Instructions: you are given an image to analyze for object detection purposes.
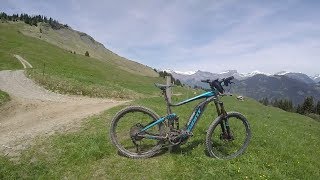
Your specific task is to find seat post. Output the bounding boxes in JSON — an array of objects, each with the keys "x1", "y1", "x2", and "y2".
[{"x1": 162, "y1": 90, "x2": 172, "y2": 114}]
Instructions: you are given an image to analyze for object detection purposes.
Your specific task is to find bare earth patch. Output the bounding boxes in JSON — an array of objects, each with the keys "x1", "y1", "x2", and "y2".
[{"x1": 0, "y1": 69, "x2": 126, "y2": 157}]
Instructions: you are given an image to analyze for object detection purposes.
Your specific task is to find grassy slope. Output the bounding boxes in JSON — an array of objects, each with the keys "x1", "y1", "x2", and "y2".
[
  {"x1": 0, "y1": 22, "x2": 164, "y2": 99},
  {"x1": 21, "y1": 22, "x2": 158, "y2": 77},
  {"x1": 1, "y1": 95, "x2": 319, "y2": 179},
  {"x1": 0, "y1": 90, "x2": 10, "y2": 106}
]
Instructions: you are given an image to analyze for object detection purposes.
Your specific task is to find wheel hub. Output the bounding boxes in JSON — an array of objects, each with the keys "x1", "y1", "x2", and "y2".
[
  {"x1": 220, "y1": 132, "x2": 234, "y2": 141},
  {"x1": 130, "y1": 123, "x2": 144, "y2": 141}
]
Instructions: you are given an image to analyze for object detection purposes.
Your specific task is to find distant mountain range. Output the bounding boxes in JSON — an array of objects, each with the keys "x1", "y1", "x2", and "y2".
[
  {"x1": 166, "y1": 69, "x2": 320, "y2": 105},
  {"x1": 167, "y1": 69, "x2": 320, "y2": 84}
]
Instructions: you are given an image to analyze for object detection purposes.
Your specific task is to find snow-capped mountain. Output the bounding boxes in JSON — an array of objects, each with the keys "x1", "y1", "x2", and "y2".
[
  {"x1": 164, "y1": 69, "x2": 319, "y2": 84},
  {"x1": 169, "y1": 70, "x2": 240, "y2": 81},
  {"x1": 232, "y1": 74, "x2": 320, "y2": 105},
  {"x1": 161, "y1": 69, "x2": 320, "y2": 105},
  {"x1": 274, "y1": 71, "x2": 315, "y2": 84},
  {"x1": 169, "y1": 69, "x2": 271, "y2": 81},
  {"x1": 239, "y1": 70, "x2": 271, "y2": 79},
  {"x1": 313, "y1": 74, "x2": 320, "y2": 83}
]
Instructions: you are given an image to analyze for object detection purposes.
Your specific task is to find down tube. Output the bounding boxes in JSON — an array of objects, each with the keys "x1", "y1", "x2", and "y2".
[{"x1": 186, "y1": 100, "x2": 209, "y2": 132}]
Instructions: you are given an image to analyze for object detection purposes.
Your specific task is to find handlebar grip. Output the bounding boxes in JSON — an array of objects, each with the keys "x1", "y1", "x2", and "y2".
[{"x1": 222, "y1": 76, "x2": 234, "y2": 87}]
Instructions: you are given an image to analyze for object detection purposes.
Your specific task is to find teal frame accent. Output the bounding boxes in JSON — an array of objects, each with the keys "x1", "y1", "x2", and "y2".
[
  {"x1": 140, "y1": 91, "x2": 215, "y2": 133},
  {"x1": 170, "y1": 91, "x2": 215, "y2": 106}
]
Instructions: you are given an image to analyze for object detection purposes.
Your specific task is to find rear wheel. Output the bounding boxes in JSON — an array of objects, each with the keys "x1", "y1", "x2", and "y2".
[
  {"x1": 206, "y1": 112, "x2": 251, "y2": 159},
  {"x1": 110, "y1": 106, "x2": 164, "y2": 158}
]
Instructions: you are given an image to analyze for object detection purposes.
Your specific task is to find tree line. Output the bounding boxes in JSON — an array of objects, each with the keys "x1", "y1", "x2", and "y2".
[
  {"x1": 0, "y1": 12, "x2": 67, "y2": 29},
  {"x1": 157, "y1": 71, "x2": 182, "y2": 86},
  {"x1": 260, "y1": 96, "x2": 320, "y2": 116}
]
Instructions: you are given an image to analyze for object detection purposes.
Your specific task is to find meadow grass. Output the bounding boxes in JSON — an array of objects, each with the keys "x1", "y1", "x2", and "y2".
[
  {"x1": 1, "y1": 94, "x2": 319, "y2": 179},
  {"x1": 0, "y1": 22, "x2": 164, "y2": 99},
  {"x1": 0, "y1": 90, "x2": 10, "y2": 106}
]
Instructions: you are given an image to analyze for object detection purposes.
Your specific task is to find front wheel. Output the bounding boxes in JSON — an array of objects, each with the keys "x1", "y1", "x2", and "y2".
[
  {"x1": 110, "y1": 106, "x2": 164, "y2": 158},
  {"x1": 206, "y1": 112, "x2": 251, "y2": 159}
]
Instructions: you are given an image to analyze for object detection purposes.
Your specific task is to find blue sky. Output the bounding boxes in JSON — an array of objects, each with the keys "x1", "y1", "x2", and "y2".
[{"x1": 1, "y1": 0, "x2": 320, "y2": 75}]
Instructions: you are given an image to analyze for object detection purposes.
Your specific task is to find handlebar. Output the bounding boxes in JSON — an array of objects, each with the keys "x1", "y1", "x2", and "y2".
[
  {"x1": 201, "y1": 76, "x2": 234, "y2": 94},
  {"x1": 223, "y1": 76, "x2": 234, "y2": 86}
]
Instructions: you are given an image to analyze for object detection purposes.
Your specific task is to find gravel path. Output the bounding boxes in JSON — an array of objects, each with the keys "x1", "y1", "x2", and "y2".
[{"x1": 0, "y1": 56, "x2": 127, "y2": 157}]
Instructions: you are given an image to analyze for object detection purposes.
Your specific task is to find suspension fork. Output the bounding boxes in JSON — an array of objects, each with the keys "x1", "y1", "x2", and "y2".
[
  {"x1": 214, "y1": 100, "x2": 225, "y2": 133},
  {"x1": 215, "y1": 100, "x2": 232, "y2": 138}
]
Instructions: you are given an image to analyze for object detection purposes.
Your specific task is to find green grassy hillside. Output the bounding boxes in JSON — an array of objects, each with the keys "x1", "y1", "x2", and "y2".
[
  {"x1": 0, "y1": 22, "x2": 164, "y2": 99},
  {"x1": 21, "y1": 22, "x2": 158, "y2": 77},
  {"x1": 1, "y1": 95, "x2": 319, "y2": 179}
]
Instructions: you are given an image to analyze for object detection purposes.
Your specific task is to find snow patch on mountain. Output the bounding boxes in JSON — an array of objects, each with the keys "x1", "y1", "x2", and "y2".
[
  {"x1": 174, "y1": 70, "x2": 196, "y2": 75},
  {"x1": 240, "y1": 70, "x2": 271, "y2": 77},
  {"x1": 313, "y1": 74, "x2": 320, "y2": 79},
  {"x1": 162, "y1": 69, "x2": 196, "y2": 75},
  {"x1": 275, "y1": 71, "x2": 291, "y2": 75}
]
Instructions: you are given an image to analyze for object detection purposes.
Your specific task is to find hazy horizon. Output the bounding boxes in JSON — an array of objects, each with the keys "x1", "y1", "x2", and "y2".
[{"x1": 1, "y1": 0, "x2": 320, "y2": 76}]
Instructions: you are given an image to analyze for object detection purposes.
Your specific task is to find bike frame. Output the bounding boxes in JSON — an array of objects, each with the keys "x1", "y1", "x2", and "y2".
[{"x1": 140, "y1": 89, "x2": 228, "y2": 139}]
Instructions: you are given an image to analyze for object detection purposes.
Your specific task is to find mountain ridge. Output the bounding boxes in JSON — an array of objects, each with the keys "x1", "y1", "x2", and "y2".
[
  {"x1": 168, "y1": 69, "x2": 319, "y2": 83},
  {"x1": 20, "y1": 21, "x2": 158, "y2": 77},
  {"x1": 167, "y1": 69, "x2": 320, "y2": 105}
]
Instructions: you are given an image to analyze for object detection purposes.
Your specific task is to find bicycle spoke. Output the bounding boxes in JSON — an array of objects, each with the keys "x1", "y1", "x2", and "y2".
[
  {"x1": 110, "y1": 107, "x2": 164, "y2": 158},
  {"x1": 206, "y1": 112, "x2": 251, "y2": 159}
]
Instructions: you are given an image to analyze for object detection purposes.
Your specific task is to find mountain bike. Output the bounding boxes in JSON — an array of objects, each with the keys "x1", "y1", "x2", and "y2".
[{"x1": 110, "y1": 76, "x2": 251, "y2": 159}]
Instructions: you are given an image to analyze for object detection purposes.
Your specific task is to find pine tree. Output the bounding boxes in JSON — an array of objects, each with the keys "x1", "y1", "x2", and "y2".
[
  {"x1": 49, "y1": 17, "x2": 53, "y2": 26},
  {"x1": 175, "y1": 79, "x2": 182, "y2": 86},
  {"x1": 259, "y1": 98, "x2": 269, "y2": 106},
  {"x1": 296, "y1": 104, "x2": 303, "y2": 114},
  {"x1": 301, "y1": 96, "x2": 314, "y2": 114},
  {"x1": 24, "y1": 17, "x2": 31, "y2": 25},
  {"x1": 315, "y1": 101, "x2": 320, "y2": 115},
  {"x1": 31, "y1": 18, "x2": 37, "y2": 26}
]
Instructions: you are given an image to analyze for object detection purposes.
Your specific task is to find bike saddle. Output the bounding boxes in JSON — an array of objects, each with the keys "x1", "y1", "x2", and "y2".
[{"x1": 154, "y1": 83, "x2": 174, "y2": 90}]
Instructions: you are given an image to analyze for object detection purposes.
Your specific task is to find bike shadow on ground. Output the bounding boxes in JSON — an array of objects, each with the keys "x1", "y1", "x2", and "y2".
[
  {"x1": 116, "y1": 139, "x2": 211, "y2": 158},
  {"x1": 169, "y1": 139, "x2": 208, "y2": 156}
]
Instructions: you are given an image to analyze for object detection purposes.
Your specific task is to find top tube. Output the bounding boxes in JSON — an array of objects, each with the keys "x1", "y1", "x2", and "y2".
[{"x1": 170, "y1": 91, "x2": 215, "y2": 107}]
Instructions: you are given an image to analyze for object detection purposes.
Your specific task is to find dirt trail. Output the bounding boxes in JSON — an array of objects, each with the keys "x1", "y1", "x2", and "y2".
[
  {"x1": 13, "y1": 55, "x2": 33, "y2": 68},
  {"x1": 0, "y1": 56, "x2": 127, "y2": 156}
]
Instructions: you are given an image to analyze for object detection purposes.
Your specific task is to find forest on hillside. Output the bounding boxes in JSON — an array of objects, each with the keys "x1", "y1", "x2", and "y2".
[{"x1": 0, "y1": 12, "x2": 67, "y2": 29}]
